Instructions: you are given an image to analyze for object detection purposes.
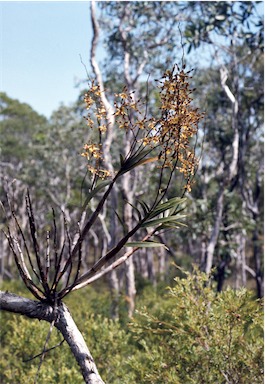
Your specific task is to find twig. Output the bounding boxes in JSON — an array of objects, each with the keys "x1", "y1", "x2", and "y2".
[
  {"x1": 26, "y1": 191, "x2": 50, "y2": 296},
  {"x1": 23, "y1": 338, "x2": 65, "y2": 363}
]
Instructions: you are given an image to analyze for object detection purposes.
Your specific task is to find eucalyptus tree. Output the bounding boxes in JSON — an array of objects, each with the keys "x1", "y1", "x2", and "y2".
[
  {"x1": 0, "y1": 95, "x2": 94, "y2": 281},
  {"x1": 33, "y1": 104, "x2": 89, "y2": 229},
  {"x1": 181, "y1": 1, "x2": 264, "y2": 293},
  {"x1": 89, "y1": 1, "x2": 264, "y2": 297},
  {"x1": 0, "y1": 93, "x2": 48, "y2": 280}
]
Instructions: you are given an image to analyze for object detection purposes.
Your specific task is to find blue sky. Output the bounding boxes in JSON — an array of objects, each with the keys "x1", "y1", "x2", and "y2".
[
  {"x1": 1, "y1": 1, "x2": 97, "y2": 118},
  {"x1": 1, "y1": 1, "x2": 263, "y2": 119}
]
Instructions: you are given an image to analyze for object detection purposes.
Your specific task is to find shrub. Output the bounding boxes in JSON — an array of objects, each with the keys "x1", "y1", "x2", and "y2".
[
  {"x1": 129, "y1": 268, "x2": 264, "y2": 384},
  {"x1": 1, "y1": 271, "x2": 263, "y2": 383}
]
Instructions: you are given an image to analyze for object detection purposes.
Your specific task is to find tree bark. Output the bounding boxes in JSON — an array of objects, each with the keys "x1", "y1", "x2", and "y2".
[
  {"x1": 205, "y1": 186, "x2": 224, "y2": 274},
  {"x1": 0, "y1": 291, "x2": 105, "y2": 384},
  {"x1": 204, "y1": 63, "x2": 240, "y2": 276},
  {"x1": 234, "y1": 230, "x2": 247, "y2": 289},
  {"x1": 252, "y1": 220, "x2": 263, "y2": 298}
]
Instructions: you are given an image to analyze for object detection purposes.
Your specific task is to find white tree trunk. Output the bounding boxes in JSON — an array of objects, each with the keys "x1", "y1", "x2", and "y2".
[{"x1": 205, "y1": 187, "x2": 224, "y2": 274}]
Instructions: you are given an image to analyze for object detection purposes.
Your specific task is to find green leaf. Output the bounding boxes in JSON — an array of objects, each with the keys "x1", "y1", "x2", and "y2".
[
  {"x1": 159, "y1": 222, "x2": 188, "y2": 230},
  {"x1": 119, "y1": 154, "x2": 125, "y2": 166},
  {"x1": 141, "y1": 214, "x2": 187, "y2": 228},
  {"x1": 119, "y1": 149, "x2": 152, "y2": 175},
  {"x1": 124, "y1": 199, "x2": 142, "y2": 221},
  {"x1": 137, "y1": 200, "x2": 150, "y2": 216},
  {"x1": 148, "y1": 197, "x2": 186, "y2": 219},
  {"x1": 126, "y1": 241, "x2": 168, "y2": 250},
  {"x1": 170, "y1": 206, "x2": 186, "y2": 217},
  {"x1": 82, "y1": 180, "x2": 112, "y2": 209},
  {"x1": 114, "y1": 210, "x2": 127, "y2": 233}
]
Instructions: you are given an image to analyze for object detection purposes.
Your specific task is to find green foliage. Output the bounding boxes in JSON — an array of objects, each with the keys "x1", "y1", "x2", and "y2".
[
  {"x1": 129, "y1": 268, "x2": 264, "y2": 383},
  {"x1": 1, "y1": 271, "x2": 263, "y2": 383},
  {"x1": 83, "y1": 315, "x2": 134, "y2": 383},
  {"x1": 99, "y1": 2, "x2": 182, "y2": 79},
  {"x1": 0, "y1": 281, "x2": 130, "y2": 384},
  {"x1": 0, "y1": 309, "x2": 135, "y2": 384},
  {"x1": 184, "y1": 2, "x2": 263, "y2": 52},
  {"x1": 0, "y1": 92, "x2": 47, "y2": 167},
  {"x1": 0, "y1": 312, "x2": 83, "y2": 383}
]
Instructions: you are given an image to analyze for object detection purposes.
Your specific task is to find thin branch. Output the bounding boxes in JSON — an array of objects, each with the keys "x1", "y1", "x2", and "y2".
[
  {"x1": 64, "y1": 224, "x2": 83, "y2": 297},
  {"x1": 26, "y1": 191, "x2": 49, "y2": 295},
  {"x1": 44, "y1": 230, "x2": 50, "y2": 284},
  {"x1": 23, "y1": 338, "x2": 65, "y2": 363},
  {"x1": 52, "y1": 208, "x2": 59, "y2": 272},
  {"x1": 4, "y1": 229, "x2": 45, "y2": 301},
  {"x1": 11, "y1": 208, "x2": 41, "y2": 283},
  {"x1": 72, "y1": 228, "x2": 158, "y2": 290},
  {"x1": 51, "y1": 239, "x2": 66, "y2": 292},
  {"x1": 219, "y1": 65, "x2": 239, "y2": 181},
  {"x1": 64, "y1": 215, "x2": 74, "y2": 289}
]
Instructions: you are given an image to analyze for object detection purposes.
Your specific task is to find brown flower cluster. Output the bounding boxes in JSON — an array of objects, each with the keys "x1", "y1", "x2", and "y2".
[
  {"x1": 82, "y1": 65, "x2": 204, "y2": 190},
  {"x1": 155, "y1": 65, "x2": 204, "y2": 191},
  {"x1": 84, "y1": 82, "x2": 108, "y2": 133},
  {"x1": 114, "y1": 87, "x2": 143, "y2": 130},
  {"x1": 81, "y1": 81, "x2": 110, "y2": 179}
]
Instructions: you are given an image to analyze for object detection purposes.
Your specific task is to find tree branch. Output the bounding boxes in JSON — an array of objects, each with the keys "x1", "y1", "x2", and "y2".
[
  {"x1": 72, "y1": 228, "x2": 157, "y2": 290},
  {"x1": 220, "y1": 65, "x2": 239, "y2": 181},
  {"x1": 0, "y1": 291, "x2": 105, "y2": 384}
]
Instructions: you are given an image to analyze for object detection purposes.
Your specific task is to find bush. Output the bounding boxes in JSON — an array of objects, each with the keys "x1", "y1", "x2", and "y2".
[
  {"x1": 0, "y1": 311, "x2": 83, "y2": 383},
  {"x1": 0, "y1": 270, "x2": 263, "y2": 383},
  {"x1": 0, "y1": 281, "x2": 132, "y2": 383},
  {"x1": 129, "y1": 268, "x2": 264, "y2": 384}
]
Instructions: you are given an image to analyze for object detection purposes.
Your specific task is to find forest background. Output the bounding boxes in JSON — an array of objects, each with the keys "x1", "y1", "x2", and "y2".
[{"x1": 0, "y1": 1, "x2": 264, "y2": 383}]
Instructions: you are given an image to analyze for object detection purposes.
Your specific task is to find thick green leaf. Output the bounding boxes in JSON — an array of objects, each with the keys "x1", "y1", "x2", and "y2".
[
  {"x1": 148, "y1": 197, "x2": 186, "y2": 219},
  {"x1": 137, "y1": 199, "x2": 150, "y2": 216},
  {"x1": 119, "y1": 149, "x2": 153, "y2": 175},
  {"x1": 169, "y1": 206, "x2": 186, "y2": 217},
  {"x1": 141, "y1": 214, "x2": 187, "y2": 228},
  {"x1": 159, "y1": 222, "x2": 188, "y2": 230},
  {"x1": 126, "y1": 241, "x2": 168, "y2": 249}
]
